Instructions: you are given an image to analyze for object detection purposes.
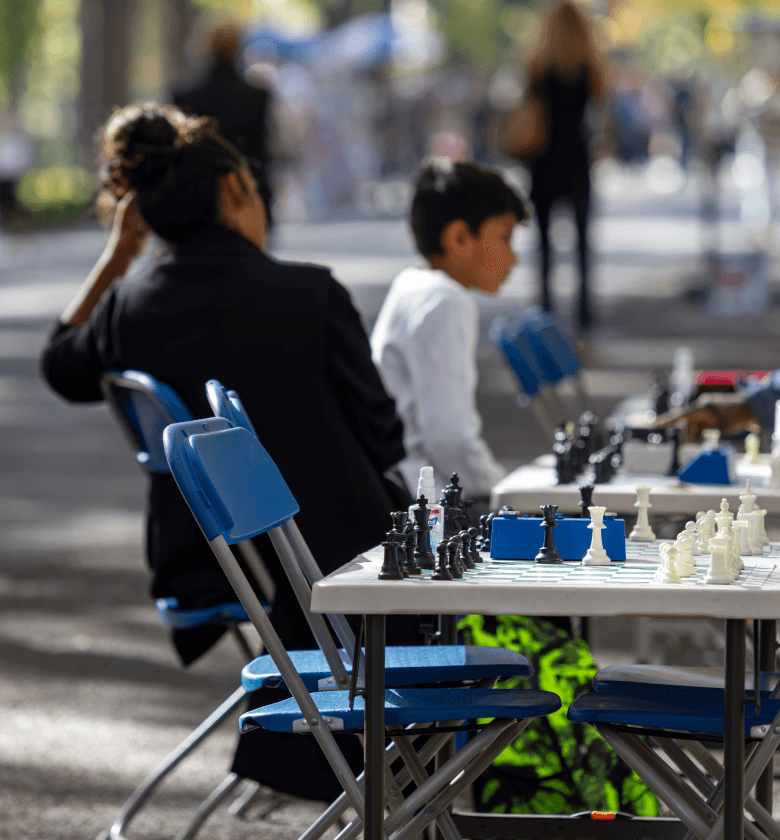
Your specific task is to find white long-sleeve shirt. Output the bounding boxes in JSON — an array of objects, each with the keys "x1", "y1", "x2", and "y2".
[{"x1": 370, "y1": 266, "x2": 507, "y2": 497}]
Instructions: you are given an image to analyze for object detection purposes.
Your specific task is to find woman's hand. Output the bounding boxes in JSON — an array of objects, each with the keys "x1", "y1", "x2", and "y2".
[{"x1": 106, "y1": 192, "x2": 148, "y2": 263}]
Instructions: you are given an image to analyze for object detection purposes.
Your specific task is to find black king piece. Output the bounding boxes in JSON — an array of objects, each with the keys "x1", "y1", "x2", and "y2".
[{"x1": 535, "y1": 504, "x2": 563, "y2": 564}]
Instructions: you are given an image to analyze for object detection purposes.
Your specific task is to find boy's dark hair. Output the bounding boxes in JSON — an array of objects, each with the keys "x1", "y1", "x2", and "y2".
[{"x1": 410, "y1": 159, "x2": 529, "y2": 258}]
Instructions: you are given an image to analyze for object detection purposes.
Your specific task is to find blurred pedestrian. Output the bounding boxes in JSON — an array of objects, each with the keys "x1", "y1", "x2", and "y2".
[
  {"x1": 512, "y1": 1, "x2": 608, "y2": 332},
  {"x1": 172, "y1": 17, "x2": 276, "y2": 227}
]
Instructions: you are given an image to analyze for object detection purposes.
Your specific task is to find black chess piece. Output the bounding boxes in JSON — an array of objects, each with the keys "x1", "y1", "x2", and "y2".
[
  {"x1": 446, "y1": 538, "x2": 464, "y2": 579},
  {"x1": 535, "y1": 504, "x2": 563, "y2": 564},
  {"x1": 458, "y1": 530, "x2": 476, "y2": 570},
  {"x1": 578, "y1": 485, "x2": 594, "y2": 518},
  {"x1": 467, "y1": 526, "x2": 483, "y2": 563},
  {"x1": 403, "y1": 524, "x2": 421, "y2": 575},
  {"x1": 432, "y1": 541, "x2": 453, "y2": 580},
  {"x1": 667, "y1": 426, "x2": 681, "y2": 476},
  {"x1": 412, "y1": 495, "x2": 436, "y2": 570},
  {"x1": 378, "y1": 533, "x2": 405, "y2": 579},
  {"x1": 483, "y1": 512, "x2": 496, "y2": 552}
]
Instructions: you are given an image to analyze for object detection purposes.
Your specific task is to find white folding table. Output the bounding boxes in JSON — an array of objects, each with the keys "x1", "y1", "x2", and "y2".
[
  {"x1": 311, "y1": 543, "x2": 780, "y2": 840},
  {"x1": 490, "y1": 454, "x2": 780, "y2": 517}
]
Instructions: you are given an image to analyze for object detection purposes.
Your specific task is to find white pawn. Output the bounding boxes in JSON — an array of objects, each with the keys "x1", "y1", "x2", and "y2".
[
  {"x1": 704, "y1": 537, "x2": 733, "y2": 585},
  {"x1": 729, "y1": 521, "x2": 746, "y2": 574},
  {"x1": 658, "y1": 545, "x2": 682, "y2": 584},
  {"x1": 629, "y1": 486, "x2": 656, "y2": 541},
  {"x1": 582, "y1": 506, "x2": 611, "y2": 566},
  {"x1": 703, "y1": 428, "x2": 721, "y2": 449},
  {"x1": 674, "y1": 535, "x2": 695, "y2": 576},
  {"x1": 685, "y1": 521, "x2": 701, "y2": 556},
  {"x1": 733, "y1": 518, "x2": 750, "y2": 557}
]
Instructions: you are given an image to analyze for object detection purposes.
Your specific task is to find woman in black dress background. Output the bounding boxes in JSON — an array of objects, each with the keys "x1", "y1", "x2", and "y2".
[{"x1": 526, "y1": 1, "x2": 607, "y2": 333}]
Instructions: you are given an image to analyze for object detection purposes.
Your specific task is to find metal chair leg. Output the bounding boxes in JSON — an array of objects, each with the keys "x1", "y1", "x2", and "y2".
[
  {"x1": 98, "y1": 685, "x2": 246, "y2": 840},
  {"x1": 227, "y1": 780, "x2": 262, "y2": 817},
  {"x1": 172, "y1": 773, "x2": 245, "y2": 840}
]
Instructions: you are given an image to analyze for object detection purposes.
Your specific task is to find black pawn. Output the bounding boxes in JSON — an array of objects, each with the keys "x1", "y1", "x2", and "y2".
[
  {"x1": 667, "y1": 427, "x2": 681, "y2": 476},
  {"x1": 483, "y1": 512, "x2": 496, "y2": 552},
  {"x1": 403, "y1": 524, "x2": 421, "y2": 576},
  {"x1": 578, "y1": 485, "x2": 595, "y2": 518},
  {"x1": 412, "y1": 495, "x2": 436, "y2": 570},
  {"x1": 432, "y1": 541, "x2": 453, "y2": 580},
  {"x1": 378, "y1": 534, "x2": 405, "y2": 579},
  {"x1": 392, "y1": 529, "x2": 409, "y2": 578},
  {"x1": 535, "y1": 504, "x2": 563, "y2": 564},
  {"x1": 446, "y1": 538, "x2": 464, "y2": 579},
  {"x1": 458, "y1": 531, "x2": 476, "y2": 570},
  {"x1": 468, "y1": 526, "x2": 483, "y2": 563}
]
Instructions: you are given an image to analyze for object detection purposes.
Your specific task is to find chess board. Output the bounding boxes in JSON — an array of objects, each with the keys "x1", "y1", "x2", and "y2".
[{"x1": 312, "y1": 541, "x2": 780, "y2": 619}]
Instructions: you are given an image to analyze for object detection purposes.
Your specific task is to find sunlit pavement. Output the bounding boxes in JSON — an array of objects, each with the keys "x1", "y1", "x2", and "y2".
[{"x1": 2, "y1": 165, "x2": 780, "y2": 838}]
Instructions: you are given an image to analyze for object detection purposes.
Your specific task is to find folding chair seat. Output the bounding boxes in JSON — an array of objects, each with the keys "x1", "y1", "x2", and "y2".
[
  {"x1": 568, "y1": 682, "x2": 780, "y2": 840},
  {"x1": 96, "y1": 370, "x2": 268, "y2": 840},
  {"x1": 204, "y1": 378, "x2": 535, "y2": 694},
  {"x1": 163, "y1": 415, "x2": 562, "y2": 840},
  {"x1": 592, "y1": 664, "x2": 780, "y2": 698}
]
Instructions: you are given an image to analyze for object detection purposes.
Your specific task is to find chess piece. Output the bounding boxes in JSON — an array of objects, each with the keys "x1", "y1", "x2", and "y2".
[
  {"x1": 535, "y1": 504, "x2": 563, "y2": 564},
  {"x1": 482, "y1": 512, "x2": 496, "y2": 553},
  {"x1": 412, "y1": 495, "x2": 436, "y2": 570},
  {"x1": 730, "y1": 521, "x2": 747, "y2": 571},
  {"x1": 467, "y1": 526, "x2": 483, "y2": 563},
  {"x1": 657, "y1": 545, "x2": 682, "y2": 584},
  {"x1": 476, "y1": 514, "x2": 489, "y2": 550},
  {"x1": 703, "y1": 537, "x2": 732, "y2": 585},
  {"x1": 743, "y1": 433, "x2": 761, "y2": 464},
  {"x1": 746, "y1": 510, "x2": 762, "y2": 556},
  {"x1": 684, "y1": 521, "x2": 700, "y2": 556},
  {"x1": 446, "y1": 538, "x2": 464, "y2": 579},
  {"x1": 770, "y1": 452, "x2": 780, "y2": 489},
  {"x1": 629, "y1": 486, "x2": 656, "y2": 541},
  {"x1": 378, "y1": 534, "x2": 405, "y2": 580},
  {"x1": 403, "y1": 524, "x2": 421, "y2": 576},
  {"x1": 578, "y1": 485, "x2": 595, "y2": 518},
  {"x1": 458, "y1": 531, "x2": 476, "y2": 570},
  {"x1": 667, "y1": 426, "x2": 682, "y2": 476},
  {"x1": 697, "y1": 510, "x2": 716, "y2": 554},
  {"x1": 431, "y1": 540, "x2": 453, "y2": 580},
  {"x1": 759, "y1": 509, "x2": 770, "y2": 548},
  {"x1": 582, "y1": 506, "x2": 610, "y2": 565},
  {"x1": 673, "y1": 535, "x2": 695, "y2": 576}
]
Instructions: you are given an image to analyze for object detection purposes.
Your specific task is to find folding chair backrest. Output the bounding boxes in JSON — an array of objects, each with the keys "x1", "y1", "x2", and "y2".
[
  {"x1": 520, "y1": 306, "x2": 582, "y2": 384},
  {"x1": 101, "y1": 370, "x2": 193, "y2": 473},
  {"x1": 489, "y1": 315, "x2": 546, "y2": 399},
  {"x1": 163, "y1": 418, "x2": 299, "y2": 542},
  {"x1": 205, "y1": 379, "x2": 258, "y2": 436}
]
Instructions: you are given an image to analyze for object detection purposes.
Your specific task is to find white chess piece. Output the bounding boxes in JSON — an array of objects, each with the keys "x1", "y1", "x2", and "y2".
[
  {"x1": 759, "y1": 509, "x2": 770, "y2": 548},
  {"x1": 658, "y1": 545, "x2": 682, "y2": 584},
  {"x1": 737, "y1": 481, "x2": 760, "y2": 555},
  {"x1": 629, "y1": 486, "x2": 656, "y2": 541},
  {"x1": 769, "y1": 452, "x2": 780, "y2": 489},
  {"x1": 704, "y1": 537, "x2": 732, "y2": 585},
  {"x1": 582, "y1": 506, "x2": 611, "y2": 566},
  {"x1": 746, "y1": 509, "x2": 762, "y2": 556},
  {"x1": 729, "y1": 521, "x2": 746, "y2": 573},
  {"x1": 674, "y1": 534, "x2": 695, "y2": 576},
  {"x1": 742, "y1": 433, "x2": 761, "y2": 464},
  {"x1": 684, "y1": 521, "x2": 701, "y2": 556},
  {"x1": 697, "y1": 511, "x2": 716, "y2": 554},
  {"x1": 733, "y1": 518, "x2": 750, "y2": 557},
  {"x1": 702, "y1": 428, "x2": 721, "y2": 450}
]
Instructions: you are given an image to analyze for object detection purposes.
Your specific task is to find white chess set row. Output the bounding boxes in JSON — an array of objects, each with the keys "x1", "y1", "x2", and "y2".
[{"x1": 618, "y1": 480, "x2": 771, "y2": 585}]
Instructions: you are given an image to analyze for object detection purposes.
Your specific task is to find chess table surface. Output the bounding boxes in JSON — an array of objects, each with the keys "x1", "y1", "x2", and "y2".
[
  {"x1": 490, "y1": 453, "x2": 780, "y2": 517},
  {"x1": 311, "y1": 540, "x2": 780, "y2": 620}
]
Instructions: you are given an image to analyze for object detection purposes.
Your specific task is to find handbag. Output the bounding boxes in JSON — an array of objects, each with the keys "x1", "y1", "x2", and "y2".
[{"x1": 496, "y1": 93, "x2": 549, "y2": 162}]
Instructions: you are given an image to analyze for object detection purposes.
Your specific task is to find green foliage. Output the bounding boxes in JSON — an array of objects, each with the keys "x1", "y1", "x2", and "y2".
[
  {"x1": 0, "y1": 0, "x2": 40, "y2": 102},
  {"x1": 428, "y1": 0, "x2": 513, "y2": 72}
]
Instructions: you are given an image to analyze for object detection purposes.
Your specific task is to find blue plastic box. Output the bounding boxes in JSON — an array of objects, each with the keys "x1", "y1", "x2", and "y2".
[{"x1": 490, "y1": 511, "x2": 627, "y2": 562}]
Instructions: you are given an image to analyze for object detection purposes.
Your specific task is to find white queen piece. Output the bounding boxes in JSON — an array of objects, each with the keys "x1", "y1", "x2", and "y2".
[{"x1": 582, "y1": 506, "x2": 611, "y2": 566}]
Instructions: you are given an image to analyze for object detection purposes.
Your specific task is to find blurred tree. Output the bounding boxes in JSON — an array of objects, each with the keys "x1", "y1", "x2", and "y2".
[{"x1": 0, "y1": 0, "x2": 39, "y2": 107}]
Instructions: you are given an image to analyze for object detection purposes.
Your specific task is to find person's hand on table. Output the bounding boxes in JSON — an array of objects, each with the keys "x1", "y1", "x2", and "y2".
[{"x1": 654, "y1": 392, "x2": 760, "y2": 442}]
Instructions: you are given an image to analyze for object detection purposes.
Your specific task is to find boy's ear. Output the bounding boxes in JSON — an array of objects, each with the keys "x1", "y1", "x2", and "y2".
[
  {"x1": 440, "y1": 219, "x2": 474, "y2": 257},
  {"x1": 220, "y1": 170, "x2": 246, "y2": 212}
]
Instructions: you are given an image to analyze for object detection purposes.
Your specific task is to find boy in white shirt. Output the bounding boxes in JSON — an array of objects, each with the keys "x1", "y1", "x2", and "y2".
[{"x1": 371, "y1": 159, "x2": 529, "y2": 498}]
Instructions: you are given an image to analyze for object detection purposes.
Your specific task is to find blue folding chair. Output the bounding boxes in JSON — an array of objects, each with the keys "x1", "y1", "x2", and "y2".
[
  {"x1": 96, "y1": 370, "x2": 269, "y2": 840},
  {"x1": 568, "y1": 671, "x2": 780, "y2": 839},
  {"x1": 164, "y1": 415, "x2": 562, "y2": 840},
  {"x1": 205, "y1": 378, "x2": 534, "y2": 689},
  {"x1": 491, "y1": 307, "x2": 588, "y2": 444}
]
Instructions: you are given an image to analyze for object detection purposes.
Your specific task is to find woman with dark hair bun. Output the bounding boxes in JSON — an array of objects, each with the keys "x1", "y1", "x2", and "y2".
[{"x1": 40, "y1": 102, "x2": 409, "y2": 799}]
